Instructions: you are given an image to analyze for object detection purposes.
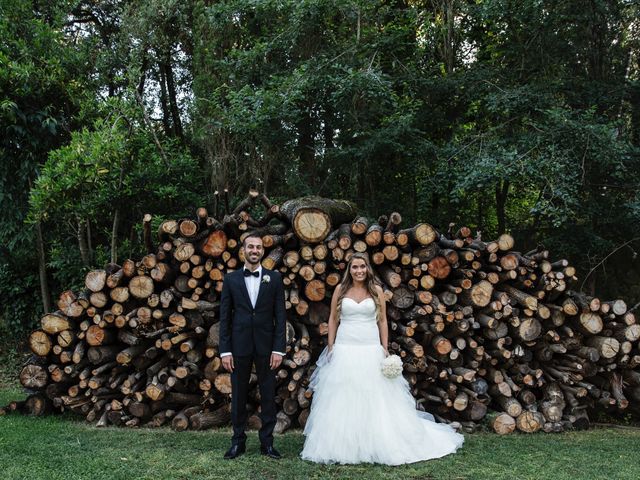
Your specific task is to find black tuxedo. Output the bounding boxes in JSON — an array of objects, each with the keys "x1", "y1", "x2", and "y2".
[{"x1": 219, "y1": 267, "x2": 286, "y2": 447}]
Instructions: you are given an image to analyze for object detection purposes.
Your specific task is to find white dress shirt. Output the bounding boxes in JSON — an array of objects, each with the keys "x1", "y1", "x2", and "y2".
[
  {"x1": 220, "y1": 264, "x2": 284, "y2": 358},
  {"x1": 244, "y1": 264, "x2": 262, "y2": 308}
]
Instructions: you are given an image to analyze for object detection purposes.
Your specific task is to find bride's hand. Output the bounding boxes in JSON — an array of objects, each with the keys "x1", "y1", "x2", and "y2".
[{"x1": 383, "y1": 347, "x2": 389, "y2": 357}]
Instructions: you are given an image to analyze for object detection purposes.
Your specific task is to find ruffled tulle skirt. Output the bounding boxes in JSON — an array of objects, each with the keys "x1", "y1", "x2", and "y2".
[{"x1": 300, "y1": 341, "x2": 464, "y2": 465}]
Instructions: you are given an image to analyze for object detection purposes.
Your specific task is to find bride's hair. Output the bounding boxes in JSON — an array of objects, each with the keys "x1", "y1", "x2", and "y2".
[{"x1": 336, "y1": 252, "x2": 380, "y2": 321}]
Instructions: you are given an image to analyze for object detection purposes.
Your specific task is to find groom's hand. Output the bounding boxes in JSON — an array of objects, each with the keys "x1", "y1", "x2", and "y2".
[
  {"x1": 270, "y1": 353, "x2": 283, "y2": 370},
  {"x1": 222, "y1": 355, "x2": 234, "y2": 373}
]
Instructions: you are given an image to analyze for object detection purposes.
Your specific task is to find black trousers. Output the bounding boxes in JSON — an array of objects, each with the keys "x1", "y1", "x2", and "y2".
[{"x1": 230, "y1": 354, "x2": 277, "y2": 447}]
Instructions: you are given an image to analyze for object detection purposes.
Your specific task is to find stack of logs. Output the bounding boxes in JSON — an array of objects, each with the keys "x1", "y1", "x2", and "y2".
[{"x1": 6, "y1": 191, "x2": 640, "y2": 435}]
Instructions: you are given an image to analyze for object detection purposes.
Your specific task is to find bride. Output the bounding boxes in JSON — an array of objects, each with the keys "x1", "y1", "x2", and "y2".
[{"x1": 301, "y1": 252, "x2": 464, "y2": 465}]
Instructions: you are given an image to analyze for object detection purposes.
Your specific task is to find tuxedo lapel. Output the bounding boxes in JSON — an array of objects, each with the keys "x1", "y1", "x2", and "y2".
[
  {"x1": 255, "y1": 268, "x2": 270, "y2": 307},
  {"x1": 237, "y1": 269, "x2": 252, "y2": 307}
]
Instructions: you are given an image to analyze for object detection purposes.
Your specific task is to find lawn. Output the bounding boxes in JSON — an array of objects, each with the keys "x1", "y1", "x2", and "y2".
[{"x1": 1, "y1": 387, "x2": 639, "y2": 480}]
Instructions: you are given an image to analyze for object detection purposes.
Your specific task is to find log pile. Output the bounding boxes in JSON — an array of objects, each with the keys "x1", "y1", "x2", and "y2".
[{"x1": 7, "y1": 190, "x2": 640, "y2": 434}]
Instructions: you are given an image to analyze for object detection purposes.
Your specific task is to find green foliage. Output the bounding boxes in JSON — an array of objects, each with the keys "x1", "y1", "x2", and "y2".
[
  {"x1": 0, "y1": 0, "x2": 87, "y2": 336},
  {"x1": 1, "y1": 0, "x2": 640, "y2": 337},
  {"x1": 192, "y1": 0, "x2": 432, "y2": 211},
  {"x1": 192, "y1": 0, "x2": 640, "y2": 290},
  {"x1": 46, "y1": 238, "x2": 90, "y2": 292},
  {"x1": 28, "y1": 100, "x2": 207, "y2": 253},
  {"x1": 0, "y1": 262, "x2": 41, "y2": 335},
  {"x1": 29, "y1": 120, "x2": 129, "y2": 223}
]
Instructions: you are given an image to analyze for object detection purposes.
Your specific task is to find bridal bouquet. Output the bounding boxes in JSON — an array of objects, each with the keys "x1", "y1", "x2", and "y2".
[{"x1": 381, "y1": 354, "x2": 403, "y2": 379}]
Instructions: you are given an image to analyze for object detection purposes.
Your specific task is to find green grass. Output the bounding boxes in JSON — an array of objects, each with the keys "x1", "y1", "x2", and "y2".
[{"x1": 1, "y1": 387, "x2": 640, "y2": 480}]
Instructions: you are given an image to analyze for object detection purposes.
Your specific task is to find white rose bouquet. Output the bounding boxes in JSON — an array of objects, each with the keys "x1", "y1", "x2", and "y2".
[{"x1": 381, "y1": 354, "x2": 403, "y2": 379}]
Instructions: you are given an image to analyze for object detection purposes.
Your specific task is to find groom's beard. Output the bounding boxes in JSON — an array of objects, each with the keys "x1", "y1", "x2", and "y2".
[{"x1": 246, "y1": 253, "x2": 263, "y2": 266}]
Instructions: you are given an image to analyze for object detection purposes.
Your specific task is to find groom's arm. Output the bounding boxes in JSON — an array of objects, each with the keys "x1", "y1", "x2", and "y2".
[{"x1": 219, "y1": 274, "x2": 233, "y2": 370}]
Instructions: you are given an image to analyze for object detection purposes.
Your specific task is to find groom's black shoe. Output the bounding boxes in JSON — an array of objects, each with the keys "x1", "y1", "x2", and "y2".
[
  {"x1": 260, "y1": 445, "x2": 282, "y2": 459},
  {"x1": 224, "y1": 444, "x2": 246, "y2": 460}
]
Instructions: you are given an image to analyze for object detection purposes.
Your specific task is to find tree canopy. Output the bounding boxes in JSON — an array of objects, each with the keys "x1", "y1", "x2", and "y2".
[{"x1": 1, "y1": 0, "x2": 639, "y2": 334}]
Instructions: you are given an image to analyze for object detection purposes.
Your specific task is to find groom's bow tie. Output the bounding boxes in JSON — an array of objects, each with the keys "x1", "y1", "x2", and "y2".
[{"x1": 243, "y1": 269, "x2": 260, "y2": 278}]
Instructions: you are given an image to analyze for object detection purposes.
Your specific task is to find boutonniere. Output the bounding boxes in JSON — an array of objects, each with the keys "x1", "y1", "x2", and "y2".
[{"x1": 262, "y1": 274, "x2": 271, "y2": 284}]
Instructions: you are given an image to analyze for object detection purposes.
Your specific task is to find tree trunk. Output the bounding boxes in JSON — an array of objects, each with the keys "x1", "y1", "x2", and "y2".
[
  {"x1": 111, "y1": 156, "x2": 126, "y2": 264},
  {"x1": 495, "y1": 180, "x2": 509, "y2": 235},
  {"x1": 77, "y1": 218, "x2": 91, "y2": 267},
  {"x1": 630, "y1": 83, "x2": 640, "y2": 146},
  {"x1": 432, "y1": 0, "x2": 457, "y2": 74},
  {"x1": 297, "y1": 104, "x2": 315, "y2": 189},
  {"x1": 35, "y1": 220, "x2": 51, "y2": 313},
  {"x1": 86, "y1": 219, "x2": 93, "y2": 264},
  {"x1": 164, "y1": 58, "x2": 183, "y2": 140},
  {"x1": 137, "y1": 49, "x2": 148, "y2": 97},
  {"x1": 323, "y1": 107, "x2": 334, "y2": 151},
  {"x1": 280, "y1": 196, "x2": 357, "y2": 243},
  {"x1": 158, "y1": 61, "x2": 172, "y2": 136},
  {"x1": 111, "y1": 208, "x2": 119, "y2": 265}
]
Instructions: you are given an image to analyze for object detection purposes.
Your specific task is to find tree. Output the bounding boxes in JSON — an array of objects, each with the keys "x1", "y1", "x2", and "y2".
[
  {"x1": 29, "y1": 103, "x2": 206, "y2": 272},
  {"x1": 0, "y1": 0, "x2": 87, "y2": 326},
  {"x1": 2, "y1": 0, "x2": 640, "y2": 337}
]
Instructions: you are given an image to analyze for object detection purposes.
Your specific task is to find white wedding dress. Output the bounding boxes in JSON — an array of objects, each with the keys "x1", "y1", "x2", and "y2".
[{"x1": 301, "y1": 297, "x2": 464, "y2": 465}]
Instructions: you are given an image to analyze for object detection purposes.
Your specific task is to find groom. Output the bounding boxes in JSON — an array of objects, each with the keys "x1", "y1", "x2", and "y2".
[{"x1": 219, "y1": 232, "x2": 286, "y2": 460}]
